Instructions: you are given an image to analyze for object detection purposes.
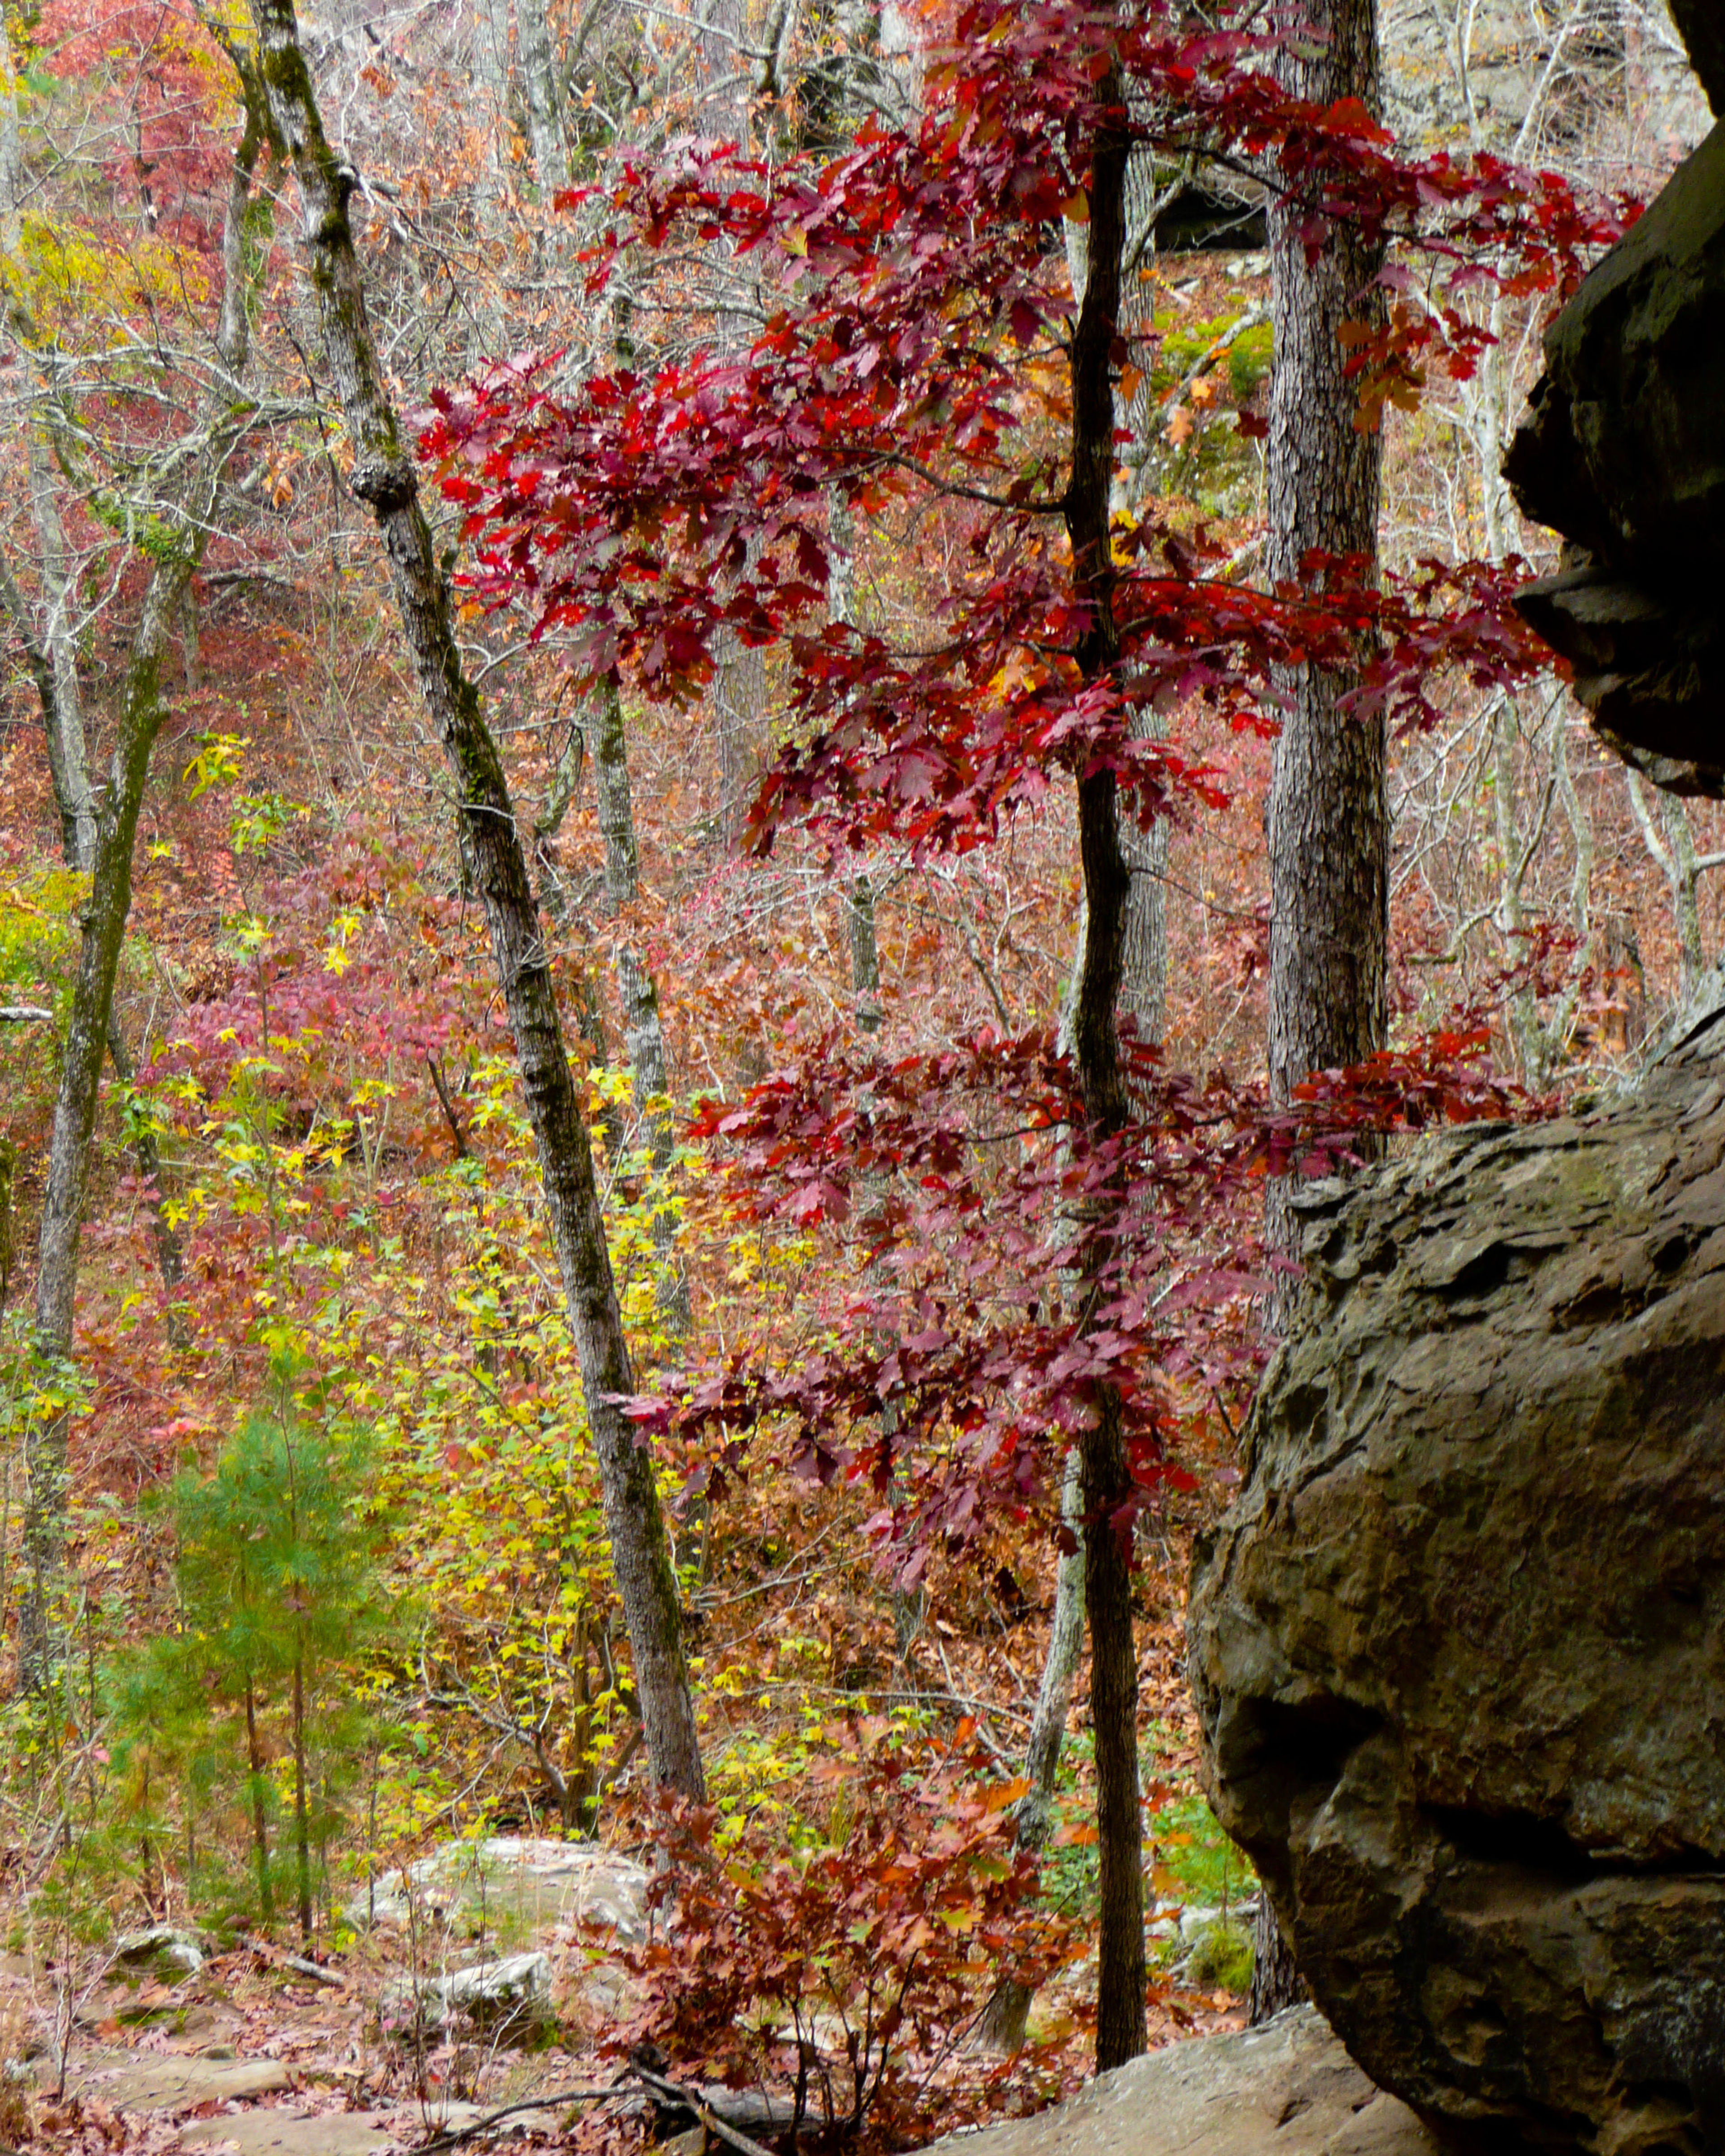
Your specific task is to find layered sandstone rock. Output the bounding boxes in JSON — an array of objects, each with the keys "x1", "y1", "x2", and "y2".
[{"x1": 1190, "y1": 1004, "x2": 1725, "y2": 2152}]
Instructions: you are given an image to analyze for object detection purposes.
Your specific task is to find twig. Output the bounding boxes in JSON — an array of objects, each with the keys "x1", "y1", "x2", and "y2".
[
  {"x1": 631, "y1": 2065, "x2": 783, "y2": 2156},
  {"x1": 412, "y1": 2085, "x2": 624, "y2": 2152},
  {"x1": 0, "y1": 1005, "x2": 54, "y2": 1023}
]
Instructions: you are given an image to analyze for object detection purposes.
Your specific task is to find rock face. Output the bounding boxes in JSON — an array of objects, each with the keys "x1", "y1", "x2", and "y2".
[
  {"x1": 1501, "y1": 0, "x2": 1725, "y2": 797},
  {"x1": 1189, "y1": 1006, "x2": 1725, "y2": 2153},
  {"x1": 919, "y1": 2006, "x2": 1437, "y2": 2156},
  {"x1": 1504, "y1": 114, "x2": 1725, "y2": 793}
]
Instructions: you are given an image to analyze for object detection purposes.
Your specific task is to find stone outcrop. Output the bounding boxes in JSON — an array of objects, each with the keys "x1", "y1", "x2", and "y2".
[
  {"x1": 1189, "y1": 1005, "x2": 1725, "y2": 2153},
  {"x1": 1504, "y1": 11, "x2": 1725, "y2": 792},
  {"x1": 379, "y1": 1948, "x2": 554, "y2": 2038},
  {"x1": 919, "y1": 2006, "x2": 1437, "y2": 2156}
]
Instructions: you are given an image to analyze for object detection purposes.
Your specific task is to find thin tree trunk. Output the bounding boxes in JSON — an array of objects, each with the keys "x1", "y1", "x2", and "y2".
[
  {"x1": 0, "y1": 468, "x2": 192, "y2": 1341},
  {"x1": 587, "y1": 678, "x2": 691, "y2": 1329},
  {"x1": 22, "y1": 88, "x2": 264, "y2": 1686},
  {"x1": 1256, "y1": 0, "x2": 1386, "y2": 2022},
  {"x1": 827, "y1": 495, "x2": 885, "y2": 1035},
  {"x1": 247, "y1": 0, "x2": 704, "y2": 1798},
  {"x1": 469, "y1": 0, "x2": 512, "y2": 229},
  {"x1": 700, "y1": 0, "x2": 766, "y2": 852},
  {"x1": 1064, "y1": 63, "x2": 1146, "y2": 2076},
  {"x1": 1, "y1": 53, "x2": 95, "y2": 875},
  {"x1": 1628, "y1": 771, "x2": 1710, "y2": 1001},
  {"x1": 246, "y1": 1670, "x2": 274, "y2": 1925},
  {"x1": 514, "y1": 0, "x2": 568, "y2": 196},
  {"x1": 975, "y1": 1452, "x2": 1084, "y2": 2053},
  {"x1": 293, "y1": 1639, "x2": 313, "y2": 1941},
  {"x1": 23, "y1": 435, "x2": 95, "y2": 873}
]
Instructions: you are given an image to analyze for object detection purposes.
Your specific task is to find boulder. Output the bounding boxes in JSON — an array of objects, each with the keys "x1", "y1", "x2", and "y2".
[
  {"x1": 918, "y1": 2006, "x2": 1437, "y2": 2156},
  {"x1": 378, "y1": 1949, "x2": 554, "y2": 2039},
  {"x1": 1504, "y1": 117, "x2": 1725, "y2": 792},
  {"x1": 1502, "y1": 0, "x2": 1725, "y2": 794},
  {"x1": 1189, "y1": 1005, "x2": 1725, "y2": 2151},
  {"x1": 345, "y1": 1835, "x2": 648, "y2": 1943},
  {"x1": 112, "y1": 1925, "x2": 206, "y2": 1979}
]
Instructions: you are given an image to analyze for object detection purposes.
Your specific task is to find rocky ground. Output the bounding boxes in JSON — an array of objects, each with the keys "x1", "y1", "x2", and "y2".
[{"x1": 0, "y1": 1827, "x2": 1287, "y2": 2156}]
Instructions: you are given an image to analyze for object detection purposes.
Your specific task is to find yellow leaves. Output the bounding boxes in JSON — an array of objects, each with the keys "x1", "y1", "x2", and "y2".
[
  {"x1": 324, "y1": 910, "x2": 362, "y2": 973},
  {"x1": 183, "y1": 731, "x2": 248, "y2": 800},
  {"x1": 4, "y1": 217, "x2": 210, "y2": 335}
]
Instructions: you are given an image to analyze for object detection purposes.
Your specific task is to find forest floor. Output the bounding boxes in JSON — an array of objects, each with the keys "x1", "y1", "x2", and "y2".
[{"x1": 0, "y1": 1542, "x2": 1252, "y2": 2156}]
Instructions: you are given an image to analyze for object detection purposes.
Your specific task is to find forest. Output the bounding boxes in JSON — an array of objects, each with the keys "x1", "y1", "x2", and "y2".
[{"x1": 0, "y1": 0, "x2": 1720, "y2": 2147}]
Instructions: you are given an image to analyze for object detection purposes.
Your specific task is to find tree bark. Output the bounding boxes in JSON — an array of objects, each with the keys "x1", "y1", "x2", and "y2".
[
  {"x1": 1065, "y1": 63, "x2": 1147, "y2": 2076},
  {"x1": 826, "y1": 495, "x2": 885, "y2": 1035},
  {"x1": 975, "y1": 1451, "x2": 1084, "y2": 2053},
  {"x1": 514, "y1": 0, "x2": 569, "y2": 197},
  {"x1": 1257, "y1": 0, "x2": 1387, "y2": 2020},
  {"x1": 1, "y1": 53, "x2": 96, "y2": 874},
  {"x1": 246, "y1": 0, "x2": 704, "y2": 1798},
  {"x1": 22, "y1": 95, "x2": 266, "y2": 1688},
  {"x1": 699, "y1": 0, "x2": 767, "y2": 853},
  {"x1": 23, "y1": 432, "x2": 95, "y2": 873},
  {"x1": 586, "y1": 677, "x2": 691, "y2": 1329}
]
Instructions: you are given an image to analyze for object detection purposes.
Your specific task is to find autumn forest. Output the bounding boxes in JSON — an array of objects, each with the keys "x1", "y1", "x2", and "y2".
[{"x1": 0, "y1": 0, "x2": 1718, "y2": 2146}]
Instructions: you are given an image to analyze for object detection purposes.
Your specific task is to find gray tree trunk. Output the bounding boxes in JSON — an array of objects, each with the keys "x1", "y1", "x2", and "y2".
[
  {"x1": 1256, "y1": 0, "x2": 1387, "y2": 2022},
  {"x1": 586, "y1": 679, "x2": 691, "y2": 1329},
  {"x1": 514, "y1": 0, "x2": 568, "y2": 196},
  {"x1": 701, "y1": 0, "x2": 767, "y2": 853},
  {"x1": 975, "y1": 1452, "x2": 1084, "y2": 2052},
  {"x1": 247, "y1": 0, "x2": 704, "y2": 1798},
  {"x1": 24, "y1": 432, "x2": 95, "y2": 874},
  {"x1": 469, "y1": 0, "x2": 513, "y2": 228},
  {"x1": 21, "y1": 87, "x2": 268, "y2": 1688},
  {"x1": 826, "y1": 495, "x2": 884, "y2": 1034},
  {"x1": 1, "y1": 64, "x2": 95, "y2": 875}
]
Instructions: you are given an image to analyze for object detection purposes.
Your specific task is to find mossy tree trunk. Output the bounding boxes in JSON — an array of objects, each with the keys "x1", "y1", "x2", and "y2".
[
  {"x1": 244, "y1": 0, "x2": 704, "y2": 1799},
  {"x1": 22, "y1": 90, "x2": 266, "y2": 1688}
]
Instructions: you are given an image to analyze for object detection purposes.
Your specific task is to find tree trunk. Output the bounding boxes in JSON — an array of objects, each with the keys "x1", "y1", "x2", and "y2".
[
  {"x1": 514, "y1": 0, "x2": 568, "y2": 196},
  {"x1": 1, "y1": 60, "x2": 96, "y2": 874},
  {"x1": 1258, "y1": 0, "x2": 1387, "y2": 2019},
  {"x1": 247, "y1": 0, "x2": 704, "y2": 1799},
  {"x1": 975, "y1": 1452, "x2": 1084, "y2": 2053},
  {"x1": 23, "y1": 433, "x2": 95, "y2": 874},
  {"x1": 587, "y1": 679, "x2": 692, "y2": 1329},
  {"x1": 1064, "y1": 65, "x2": 1147, "y2": 2076},
  {"x1": 246, "y1": 1670, "x2": 274, "y2": 1925},
  {"x1": 24, "y1": 84, "x2": 264, "y2": 1681},
  {"x1": 24, "y1": 556, "x2": 203, "y2": 1687},
  {"x1": 293, "y1": 1637, "x2": 314, "y2": 1941},
  {"x1": 699, "y1": 0, "x2": 767, "y2": 852},
  {"x1": 0, "y1": 481, "x2": 193, "y2": 1345},
  {"x1": 826, "y1": 495, "x2": 885, "y2": 1035}
]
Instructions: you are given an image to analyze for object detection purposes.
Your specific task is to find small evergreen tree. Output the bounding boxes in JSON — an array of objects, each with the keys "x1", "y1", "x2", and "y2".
[{"x1": 113, "y1": 1407, "x2": 392, "y2": 1938}]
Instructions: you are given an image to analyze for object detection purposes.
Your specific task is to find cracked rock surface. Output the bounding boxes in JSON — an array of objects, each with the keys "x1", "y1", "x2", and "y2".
[{"x1": 1189, "y1": 1005, "x2": 1725, "y2": 2153}]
